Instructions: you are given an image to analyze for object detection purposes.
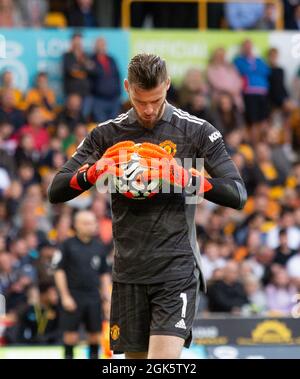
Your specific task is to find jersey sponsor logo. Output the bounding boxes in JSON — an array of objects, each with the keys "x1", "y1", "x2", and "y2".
[
  {"x1": 159, "y1": 140, "x2": 177, "y2": 156},
  {"x1": 208, "y1": 131, "x2": 222, "y2": 143},
  {"x1": 175, "y1": 319, "x2": 186, "y2": 330},
  {"x1": 110, "y1": 324, "x2": 120, "y2": 340}
]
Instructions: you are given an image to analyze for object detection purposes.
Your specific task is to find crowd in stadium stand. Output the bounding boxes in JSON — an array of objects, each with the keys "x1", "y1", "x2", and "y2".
[
  {"x1": 0, "y1": 1, "x2": 300, "y2": 30},
  {"x1": 1, "y1": 1, "x2": 300, "y2": 346}
]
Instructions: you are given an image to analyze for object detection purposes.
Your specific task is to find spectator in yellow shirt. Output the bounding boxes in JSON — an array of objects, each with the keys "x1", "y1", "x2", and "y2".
[
  {"x1": 0, "y1": 70, "x2": 23, "y2": 109},
  {"x1": 24, "y1": 72, "x2": 56, "y2": 122}
]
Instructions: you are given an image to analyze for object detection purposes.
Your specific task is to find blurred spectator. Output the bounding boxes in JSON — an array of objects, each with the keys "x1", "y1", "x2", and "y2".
[
  {"x1": 292, "y1": 65, "x2": 300, "y2": 106},
  {"x1": 63, "y1": 33, "x2": 95, "y2": 98},
  {"x1": 15, "y1": 134, "x2": 41, "y2": 169},
  {"x1": 207, "y1": 3, "x2": 224, "y2": 28},
  {"x1": 67, "y1": 0, "x2": 98, "y2": 27},
  {"x1": 16, "y1": 283, "x2": 60, "y2": 344},
  {"x1": 35, "y1": 242, "x2": 57, "y2": 287},
  {"x1": 212, "y1": 92, "x2": 244, "y2": 136},
  {"x1": 184, "y1": 92, "x2": 215, "y2": 125},
  {"x1": 225, "y1": 1, "x2": 265, "y2": 30},
  {"x1": 207, "y1": 48, "x2": 243, "y2": 111},
  {"x1": 246, "y1": 245, "x2": 275, "y2": 285},
  {"x1": 286, "y1": 250, "x2": 300, "y2": 290},
  {"x1": 0, "y1": 121, "x2": 17, "y2": 155},
  {"x1": 0, "y1": 175, "x2": 11, "y2": 200},
  {"x1": 273, "y1": 228, "x2": 297, "y2": 266},
  {"x1": 64, "y1": 123, "x2": 87, "y2": 158},
  {"x1": 201, "y1": 240, "x2": 226, "y2": 281},
  {"x1": 84, "y1": 38, "x2": 121, "y2": 122},
  {"x1": 256, "y1": 3, "x2": 276, "y2": 30},
  {"x1": 0, "y1": 252, "x2": 14, "y2": 295},
  {"x1": 267, "y1": 48, "x2": 292, "y2": 112},
  {"x1": 0, "y1": 71, "x2": 23, "y2": 109},
  {"x1": 266, "y1": 127, "x2": 292, "y2": 180},
  {"x1": 207, "y1": 260, "x2": 249, "y2": 313},
  {"x1": 24, "y1": 72, "x2": 57, "y2": 122},
  {"x1": 265, "y1": 267, "x2": 297, "y2": 315},
  {"x1": 56, "y1": 93, "x2": 85, "y2": 133},
  {"x1": 16, "y1": 105, "x2": 50, "y2": 154},
  {"x1": 242, "y1": 274, "x2": 267, "y2": 315},
  {"x1": 0, "y1": 0, "x2": 23, "y2": 27},
  {"x1": 283, "y1": 0, "x2": 300, "y2": 29},
  {"x1": 17, "y1": 0, "x2": 49, "y2": 28},
  {"x1": 234, "y1": 40, "x2": 270, "y2": 142},
  {"x1": 266, "y1": 207, "x2": 300, "y2": 250},
  {"x1": 179, "y1": 68, "x2": 207, "y2": 110},
  {"x1": 287, "y1": 4, "x2": 300, "y2": 29},
  {"x1": 252, "y1": 142, "x2": 286, "y2": 197},
  {"x1": 0, "y1": 88, "x2": 26, "y2": 132}
]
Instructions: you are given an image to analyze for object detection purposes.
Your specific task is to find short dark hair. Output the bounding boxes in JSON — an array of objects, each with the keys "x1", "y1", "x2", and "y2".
[{"x1": 128, "y1": 53, "x2": 168, "y2": 89}]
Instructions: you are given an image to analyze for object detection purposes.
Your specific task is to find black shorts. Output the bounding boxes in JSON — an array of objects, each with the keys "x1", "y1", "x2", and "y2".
[
  {"x1": 60, "y1": 293, "x2": 102, "y2": 333},
  {"x1": 110, "y1": 270, "x2": 200, "y2": 353},
  {"x1": 244, "y1": 94, "x2": 270, "y2": 124}
]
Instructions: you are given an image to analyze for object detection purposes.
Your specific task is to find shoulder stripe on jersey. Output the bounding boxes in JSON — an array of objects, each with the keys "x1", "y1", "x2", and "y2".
[
  {"x1": 173, "y1": 108, "x2": 205, "y2": 125},
  {"x1": 97, "y1": 112, "x2": 129, "y2": 127},
  {"x1": 173, "y1": 110, "x2": 205, "y2": 126}
]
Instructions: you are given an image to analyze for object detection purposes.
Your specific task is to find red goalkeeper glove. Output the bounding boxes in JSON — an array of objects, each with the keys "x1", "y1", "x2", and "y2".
[
  {"x1": 137, "y1": 142, "x2": 213, "y2": 193},
  {"x1": 70, "y1": 140, "x2": 136, "y2": 191}
]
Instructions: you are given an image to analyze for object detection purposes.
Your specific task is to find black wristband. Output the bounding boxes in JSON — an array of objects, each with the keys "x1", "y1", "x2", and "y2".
[{"x1": 76, "y1": 169, "x2": 94, "y2": 190}]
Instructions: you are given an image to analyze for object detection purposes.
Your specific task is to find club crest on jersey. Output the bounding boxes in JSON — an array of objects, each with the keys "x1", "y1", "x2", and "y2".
[
  {"x1": 159, "y1": 140, "x2": 177, "y2": 156},
  {"x1": 110, "y1": 324, "x2": 120, "y2": 340}
]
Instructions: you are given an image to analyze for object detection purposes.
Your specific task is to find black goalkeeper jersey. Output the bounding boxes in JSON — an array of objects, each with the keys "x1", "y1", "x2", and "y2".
[{"x1": 48, "y1": 103, "x2": 247, "y2": 286}]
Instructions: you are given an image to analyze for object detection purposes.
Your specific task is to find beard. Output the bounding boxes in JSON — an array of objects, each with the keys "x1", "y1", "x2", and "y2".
[{"x1": 133, "y1": 100, "x2": 166, "y2": 129}]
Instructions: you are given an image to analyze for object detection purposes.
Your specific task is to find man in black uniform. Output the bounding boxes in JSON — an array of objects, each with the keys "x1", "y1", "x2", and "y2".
[
  {"x1": 54, "y1": 210, "x2": 111, "y2": 359},
  {"x1": 48, "y1": 54, "x2": 247, "y2": 359}
]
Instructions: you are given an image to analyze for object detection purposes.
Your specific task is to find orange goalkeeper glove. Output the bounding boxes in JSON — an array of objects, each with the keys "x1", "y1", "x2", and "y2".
[
  {"x1": 137, "y1": 142, "x2": 213, "y2": 193},
  {"x1": 70, "y1": 140, "x2": 136, "y2": 191}
]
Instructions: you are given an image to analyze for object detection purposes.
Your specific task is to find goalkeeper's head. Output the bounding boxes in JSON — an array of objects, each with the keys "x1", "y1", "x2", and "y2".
[{"x1": 125, "y1": 53, "x2": 171, "y2": 129}]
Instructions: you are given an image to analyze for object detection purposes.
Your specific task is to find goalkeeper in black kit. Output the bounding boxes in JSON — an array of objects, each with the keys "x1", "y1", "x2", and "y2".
[{"x1": 48, "y1": 53, "x2": 247, "y2": 359}]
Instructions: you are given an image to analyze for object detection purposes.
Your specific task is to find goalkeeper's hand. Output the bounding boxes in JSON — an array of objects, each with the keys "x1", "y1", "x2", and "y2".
[
  {"x1": 138, "y1": 142, "x2": 213, "y2": 193},
  {"x1": 70, "y1": 140, "x2": 135, "y2": 190}
]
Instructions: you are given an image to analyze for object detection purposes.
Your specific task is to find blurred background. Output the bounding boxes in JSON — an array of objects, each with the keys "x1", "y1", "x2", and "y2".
[{"x1": 0, "y1": 0, "x2": 300, "y2": 359}]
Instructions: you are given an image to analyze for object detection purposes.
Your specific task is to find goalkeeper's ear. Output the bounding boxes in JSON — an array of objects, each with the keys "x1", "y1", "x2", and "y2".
[{"x1": 166, "y1": 77, "x2": 171, "y2": 91}]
